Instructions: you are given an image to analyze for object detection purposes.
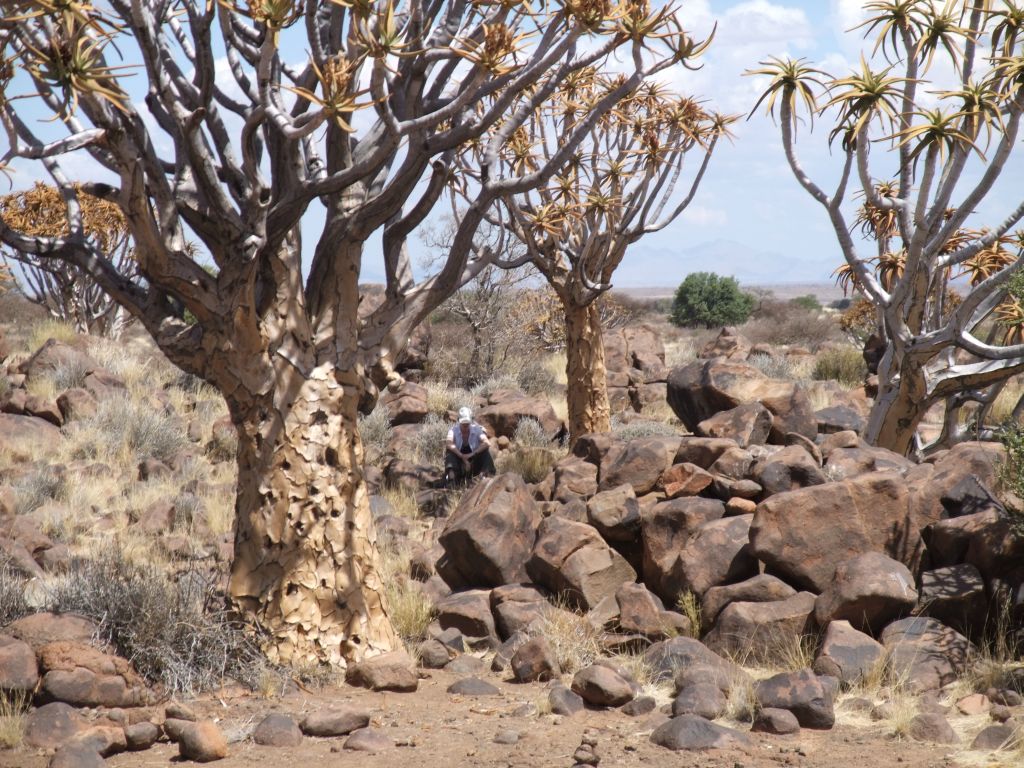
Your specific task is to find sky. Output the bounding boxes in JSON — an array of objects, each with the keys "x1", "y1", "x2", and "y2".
[{"x1": 4, "y1": 1, "x2": 1022, "y2": 289}]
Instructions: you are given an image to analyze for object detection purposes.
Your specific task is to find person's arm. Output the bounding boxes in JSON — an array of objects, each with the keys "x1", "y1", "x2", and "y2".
[
  {"x1": 445, "y1": 428, "x2": 460, "y2": 458},
  {"x1": 471, "y1": 427, "x2": 491, "y2": 456}
]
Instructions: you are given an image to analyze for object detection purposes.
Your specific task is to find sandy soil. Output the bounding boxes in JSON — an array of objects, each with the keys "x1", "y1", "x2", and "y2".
[{"x1": 4, "y1": 666, "x2": 996, "y2": 768}]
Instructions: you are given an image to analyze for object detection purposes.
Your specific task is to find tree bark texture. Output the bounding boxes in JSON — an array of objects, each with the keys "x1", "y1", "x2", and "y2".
[
  {"x1": 228, "y1": 362, "x2": 397, "y2": 668},
  {"x1": 563, "y1": 298, "x2": 612, "y2": 445},
  {"x1": 864, "y1": 359, "x2": 930, "y2": 456}
]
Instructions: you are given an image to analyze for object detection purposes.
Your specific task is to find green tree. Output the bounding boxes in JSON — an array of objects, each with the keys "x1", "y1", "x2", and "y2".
[{"x1": 670, "y1": 272, "x2": 755, "y2": 328}]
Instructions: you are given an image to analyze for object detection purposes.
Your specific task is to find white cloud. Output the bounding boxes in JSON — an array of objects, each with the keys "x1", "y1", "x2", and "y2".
[{"x1": 680, "y1": 204, "x2": 729, "y2": 227}]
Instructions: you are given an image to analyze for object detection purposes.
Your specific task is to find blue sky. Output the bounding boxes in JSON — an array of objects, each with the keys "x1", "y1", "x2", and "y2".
[{"x1": 6, "y1": 2, "x2": 1021, "y2": 288}]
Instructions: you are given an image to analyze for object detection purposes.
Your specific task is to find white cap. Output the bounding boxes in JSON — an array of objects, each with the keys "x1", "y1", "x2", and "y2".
[{"x1": 458, "y1": 406, "x2": 473, "y2": 424}]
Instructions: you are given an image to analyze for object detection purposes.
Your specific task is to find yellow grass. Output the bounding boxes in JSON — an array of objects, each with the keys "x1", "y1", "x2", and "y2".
[{"x1": 0, "y1": 693, "x2": 29, "y2": 749}]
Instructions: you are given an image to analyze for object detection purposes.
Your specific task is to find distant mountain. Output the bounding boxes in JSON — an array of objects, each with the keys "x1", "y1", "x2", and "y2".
[{"x1": 610, "y1": 239, "x2": 835, "y2": 288}]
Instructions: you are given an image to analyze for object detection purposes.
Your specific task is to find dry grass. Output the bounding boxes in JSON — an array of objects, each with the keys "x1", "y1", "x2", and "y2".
[
  {"x1": 27, "y1": 318, "x2": 78, "y2": 352},
  {"x1": 675, "y1": 590, "x2": 702, "y2": 639},
  {"x1": 990, "y1": 376, "x2": 1024, "y2": 424},
  {"x1": 379, "y1": 542, "x2": 435, "y2": 645},
  {"x1": 0, "y1": 692, "x2": 29, "y2": 749},
  {"x1": 610, "y1": 650, "x2": 674, "y2": 706},
  {"x1": 531, "y1": 599, "x2": 602, "y2": 678},
  {"x1": 724, "y1": 630, "x2": 819, "y2": 678},
  {"x1": 379, "y1": 483, "x2": 422, "y2": 520},
  {"x1": 813, "y1": 346, "x2": 867, "y2": 387}
]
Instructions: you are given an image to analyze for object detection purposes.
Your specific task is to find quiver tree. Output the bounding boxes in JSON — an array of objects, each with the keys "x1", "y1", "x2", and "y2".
[
  {"x1": 751, "y1": 0, "x2": 1024, "y2": 455},
  {"x1": 0, "y1": 0, "x2": 702, "y2": 667},
  {"x1": 460, "y1": 65, "x2": 733, "y2": 444},
  {"x1": 1, "y1": 183, "x2": 135, "y2": 337}
]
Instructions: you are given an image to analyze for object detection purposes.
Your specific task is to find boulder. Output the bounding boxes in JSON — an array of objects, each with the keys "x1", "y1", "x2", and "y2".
[
  {"x1": 676, "y1": 514, "x2": 757, "y2": 598},
  {"x1": 299, "y1": 709, "x2": 370, "y2": 737},
  {"x1": 378, "y1": 381, "x2": 429, "y2": 425},
  {"x1": 918, "y1": 563, "x2": 988, "y2": 638},
  {"x1": 344, "y1": 650, "x2": 418, "y2": 692},
  {"x1": 752, "y1": 707, "x2": 801, "y2": 735},
  {"x1": 586, "y1": 484, "x2": 641, "y2": 543},
  {"x1": 751, "y1": 445, "x2": 826, "y2": 496},
  {"x1": 510, "y1": 637, "x2": 559, "y2": 682},
  {"x1": 490, "y1": 584, "x2": 548, "y2": 640},
  {"x1": 0, "y1": 633, "x2": 39, "y2": 693},
  {"x1": 435, "y1": 590, "x2": 497, "y2": 644},
  {"x1": 696, "y1": 402, "x2": 772, "y2": 447},
  {"x1": 474, "y1": 389, "x2": 562, "y2": 439},
  {"x1": 970, "y1": 723, "x2": 1017, "y2": 750},
  {"x1": 658, "y1": 462, "x2": 714, "y2": 499},
  {"x1": 812, "y1": 620, "x2": 884, "y2": 685},
  {"x1": 649, "y1": 715, "x2": 751, "y2": 751},
  {"x1": 447, "y1": 677, "x2": 500, "y2": 696},
  {"x1": 923, "y1": 508, "x2": 1003, "y2": 568},
  {"x1": 48, "y1": 746, "x2": 105, "y2": 768},
  {"x1": 754, "y1": 669, "x2": 835, "y2": 729},
  {"x1": 698, "y1": 328, "x2": 751, "y2": 360},
  {"x1": 56, "y1": 387, "x2": 98, "y2": 423},
  {"x1": 675, "y1": 437, "x2": 739, "y2": 469},
  {"x1": 881, "y1": 617, "x2": 974, "y2": 693},
  {"x1": 906, "y1": 713, "x2": 958, "y2": 744},
  {"x1": 552, "y1": 456, "x2": 599, "y2": 503},
  {"x1": 37, "y1": 641, "x2": 151, "y2": 708},
  {"x1": 671, "y1": 681, "x2": 727, "y2": 719},
  {"x1": 548, "y1": 684, "x2": 584, "y2": 715},
  {"x1": 177, "y1": 720, "x2": 228, "y2": 762},
  {"x1": 253, "y1": 714, "x2": 303, "y2": 747},
  {"x1": 19, "y1": 339, "x2": 97, "y2": 383},
  {"x1": 615, "y1": 582, "x2": 686, "y2": 640},
  {"x1": 599, "y1": 436, "x2": 682, "y2": 495},
  {"x1": 701, "y1": 575, "x2": 797, "y2": 632},
  {"x1": 824, "y1": 445, "x2": 914, "y2": 482},
  {"x1": 815, "y1": 405, "x2": 865, "y2": 435},
  {"x1": 0, "y1": 413, "x2": 62, "y2": 459},
  {"x1": 667, "y1": 358, "x2": 816, "y2": 442},
  {"x1": 124, "y1": 722, "x2": 160, "y2": 751},
  {"x1": 571, "y1": 664, "x2": 635, "y2": 707},
  {"x1": 437, "y1": 474, "x2": 541, "y2": 589},
  {"x1": 813, "y1": 552, "x2": 917, "y2": 633},
  {"x1": 642, "y1": 636, "x2": 744, "y2": 685},
  {"x1": 704, "y1": 592, "x2": 816, "y2": 663},
  {"x1": 527, "y1": 516, "x2": 636, "y2": 611},
  {"x1": 640, "y1": 498, "x2": 725, "y2": 603},
  {"x1": 25, "y1": 702, "x2": 87, "y2": 749},
  {"x1": 750, "y1": 472, "x2": 938, "y2": 592}
]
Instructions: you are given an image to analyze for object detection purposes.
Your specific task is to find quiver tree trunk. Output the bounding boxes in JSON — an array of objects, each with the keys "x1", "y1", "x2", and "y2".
[
  {"x1": 228, "y1": 364, "x2": 397, "y2": 668},
  {"x1": 563, "y1": 298, "x2": 612, "y2": 445}
]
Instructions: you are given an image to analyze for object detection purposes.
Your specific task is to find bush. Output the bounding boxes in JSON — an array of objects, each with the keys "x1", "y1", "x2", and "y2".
[
  {"x1": 742, "y1": 299, "x2": 842, "y2": 349},
  {"x1": 407, "y1": 414, "x2": 450, "y2": 465},
  {"x1": 610, "y1": 416, "x2": 678, "y2": 441},
  {"x1": 669, "y1": 272, "x2": 755, "y2": 328},
  {"x1": 813, "y1": 347, "x2": 867, "y2": 387},
  {"x1": 13, "y1": 465, "x2": 67, "y2": 513},
  {"x1": 997, "y1": 424, "x2": 1024, "y2": 537},
  {"x1": 48, "y1": 548, "x2": 265, "y2": 693},
  {"x1": 65, "y1": 395, "x2": 188, "y2": 465},
  {"x1": 0, "y1": 563, "x2": 30, "y2": 627},
  {"x1": 358, "y1": 405, "x2": 393, "y2": 466},
  {"x1": 790, "y1": 294, "x2": 821, "y2": 312}
]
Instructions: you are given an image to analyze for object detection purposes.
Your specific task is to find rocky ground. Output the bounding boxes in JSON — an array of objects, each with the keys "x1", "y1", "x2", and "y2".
[{"x1": 1, "y1": 298, "x2": 1023, "y2": 768}]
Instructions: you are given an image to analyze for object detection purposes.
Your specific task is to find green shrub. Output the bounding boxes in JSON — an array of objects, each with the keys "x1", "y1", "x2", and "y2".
[
  {"x1": 790, "y1": 294, "x2": 821, "y2": 312},
  {"x1": 669, "y1": 272, "x2": 755, "y2": 328},
  {"x1": 813, "y1": 347, "x2": 867, "y2": 387},
  {"x1": 997, "y1": 424, "x2": 1024, "y2": 537}
]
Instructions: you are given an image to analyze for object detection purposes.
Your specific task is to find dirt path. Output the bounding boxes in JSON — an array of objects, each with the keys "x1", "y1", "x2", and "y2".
[{"x1": 4, "y1": 667, "x2": 992, "y2": 768}]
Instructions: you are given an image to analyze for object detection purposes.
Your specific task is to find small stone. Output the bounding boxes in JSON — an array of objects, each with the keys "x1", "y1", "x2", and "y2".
[
  {"x1": 124, "y1": 722, "x2": 160, "y2": 751},
  {"x1": 549, "y1": 685, "x2": 585, "y2": 716},
  {"x1": 989, "y1": 704, "x2": 1013, "y2": 722},
  {"x1": 343, "y1": 727, "x2": 393, "y2": 752},
  {"x1": 300, "y1": 709, "x2": 371, "y2": 737},
  {"x1": 752, "y1": 708, "x2": 800, "y2": 735},
  {"x1": 493, "y1": 729, "x2": 519, "y2": 745},
  {"x1": 178, "y1": 720, "x2": 229, "y2": 762},
  {"x1": 906, "y1": 713, "x2": 958, "y2": 744},
  {"x1": 956, "y1": 693, "x2": 991, "y2": 716},
  {"x1": 165, "y1": 701, "x2": 197, "y2": 721},
  {"x1": 971, "y1": 724, "x2": 1016, "y2": 750},
  {"x1": 622, "y1": 696, "x2": 657, "y2": 716},
  {"x1": 571, "y1": 664, "x2": 634, "y2": 707},
  {"x1": 253, "y1": 713, "x2": 303, "y2": 747},
  {"x1": 446, "y1": 677, "x2": 500, "y2": 697}
]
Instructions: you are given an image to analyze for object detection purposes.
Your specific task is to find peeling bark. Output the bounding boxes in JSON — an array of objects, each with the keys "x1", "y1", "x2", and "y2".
[
  {"x1": 563, "y1": 298, "x2": 611, "y2": 445},
  {"x1": 228, "y1": 364, "x2": 397, "y2": 667}
]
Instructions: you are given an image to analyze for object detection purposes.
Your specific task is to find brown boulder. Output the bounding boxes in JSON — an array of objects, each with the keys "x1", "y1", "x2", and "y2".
[
  {"x1": 551, "y1": 456, "x2": 598, "y2": 503},
  {"x1": 698, "y1": 328, "x2": 751, "y2": 360},
  {"x1": 906, "y1": 713, "x2": 958, "y2": 744},
  {"x1": 649, "y1": 714, "x2": 752, "y2": 751},
  {"x1": 38, "y1": 640, "x2": 152, "y2": 708},
  {"x1": 696, "y1": 402, "x2": 772, "y2": 447},
  {"x1": 57, "y1": 387, "x2": 98, "y2": 422},
  {"x1": 0, "y1": 634, "x2": 40, "y2": 692},
  {"x1": 571, "y1": 664, "x2": 634, "y2": 707},
  {"x1": 586, "y1": 484, "x2": 641, "y2": 543},
  {"x1": 701, "y1": 574, "x2": 797, "y2": 632},
  {"x1": 659, "y1": 462, "x2": 714, "y2": 499},
  {"x1": 641, "y1": 498, "x2": 725, "y2": 602},
  {"x1": 599, "y1": 436, "x2": 682, "y2": 495},
  {"x1": 435, "y1": 589, "x2": 497, "y2": 644},
  {"x1": 676, "y1": 514, "x2": 757, "y2": 598},
  {"x1": 704, "y1": 592, "x2": 817, "y2": 663},
  {"x1": 474, "y1": 389, "x2": 562, "y2": 439},
  {"x1": 881, "y1": 617, "x2": 974, "y2": 693},
  {"x1": 675, "y1": 437, "x2": 739, "y2": 469},
  {"x1": 0, "y1": 413, "x2": 62, "y2": 459},
  {"x1": 918, "y1": 564, "x2": 988, "y2": 638},
  {"x1": 253, "y1": 713, "x2": 303, "y2": 747},
  {"x1": 750, "y1": 472, "x2": 938, "y2": 592},
  {"x1": 6, "y1": 612, "x2": 97, "y2": 650},
  {"x1": 177, "y1": 720, "x2": 228, "y2": 762},
  {"x1": 378, "y1": 380, "x2": 429, "y2": 425},
  {"x1": 19, "y1": 339, "x2": 97, "y2": 383},
  {"x1": 527, "y1": 516, "x2": 636, "y2": 611},
  {"x1": 344, "y1": 650, "x2": 418, "y2": 692},
  {"x1": 437, "y1": 473, "x2": 540, "y2": 589},
  {"x1": 754, "y1": 668, "x2": 835, "y2": 729},
  {"x1": 490, "y1": 584, "x2": 548, "y2": 639},
  {"x1": 813, "y1": 552, "x2": 917, "y2": 633},
  {"x1": 616, "y1": 582, "x2": 679, "y2": 639},
  {"x1": 299, "y1": 709, "x2": 370, "y2": 737},
  {"x1": 25, "y1": 702, "x2": 87, "y2": 749},
  {"x1": 751, "y1": 445, "x2": 826, "y2": 496},
  {"x1": 511, "y1": 637, "x2": 560, "y2": 682},
  {"x1": 812, "y1": 620, "x2": 885, "y2": 685},
  {"x1": 643, "y1": 636, "x2": 744, "y2": 685}
]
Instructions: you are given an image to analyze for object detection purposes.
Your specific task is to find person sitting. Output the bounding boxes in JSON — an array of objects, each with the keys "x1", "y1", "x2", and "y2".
[{"x1": 445, "y1": 406, "x2": 496, "y2": 485}]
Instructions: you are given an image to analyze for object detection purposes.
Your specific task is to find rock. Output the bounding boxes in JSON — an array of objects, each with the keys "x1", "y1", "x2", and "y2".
[
  {"x1": 701, "y1": 575, "x2": 797, "y2": 632},
  {"x1": 253, "y1": 714, "x2": 303, "y2": 747},
  {"x1": 48, "y1": 746, "x2": 105, "y2": 768},
  {"x1": 177, "y1": 720, "x2": 228, "y2": 762},
  {"x1": 37, "y1": 641, "x2": 151, "y2": 708},
  {"x1": 437, "y1": 474, "x2": 541, "y2": 590},
  {"x1": 970, "y1": 723, "x2": 1016, "y2": 750},
  {"x1": 300, "y1": 709, "x2": 370, "y2": 737},
  {"x1": 444, "y1": 654, "x2": 486, "y2": 676},
  {"x1": 549, "y1": 684, "x2": 585, "y2": 715},
  {"x1": 552, "y1": 457, "x2": 599, "y2": 503},
  {"x1": 881, "y1": 617, "x2": 974, "y2": 693},
  {"x1": 344, "y1": 651, "x2": 418, "y2": 692},
  {"x1": 815, "y1": 405, "x2": 865, "y2": 435},
  {"x1": 4, "y1": 612, "x2": 97, "y2": 649},
  {"x1": 754, "y1": 669, "x2": 835, "y2": 729},
  {"x1": 616, "y1": 582, "x2": 679, "y2": 639},
  {"x1": 511, "y1": 637, "x2": 560, "y2": 682},
  {"x1": 676, "y1": 514, "x2": 757, "y2": 598},
  {"x1": 649, "y1": 715, "x2": 752, "y2": 751},
  {"x1": 667, "y1": 358, "x2": 816, "y2": 442},
  {"x1": 906, "y1": 713, "x2": 958, "y2": 744},
  {"x1": 25, "y1": 702, "x2": 87, "y2": 749},
  {"x1": 571, "y1": 664, "x2": 635, "y2": 707},
  {"x1": 640, "y1": 498, "x2": 726, "y2": 603},
  {"x1": 527, "y1": 516, "x2": 636, "y2": 611},
  {"x1": 704, "y1": 592, "x2": 816, "y2": 663},
  {"x1": 956, "y1": 693, "x2": 991, "y2": 716},
  {"x1": 643, "y1": 637, "x2": 744, "y2": 686},
  {"x1": 919, "y1": 562, "x2": 989, "y2": 639},
  {"x1": 675, "y1": 437, "x2": 739, "y2": 469},
  {"x1": 812, "y1": 620, "x2": 885, "y2": 686},
  {"x1": 671, "y1": 682, "x2": 726, "y2": 719},
  {"x1": 659, "y1": 463, "x2": 714, "y2": 499},
  {"x1": 751, "y1": 445, "x2": 826, "y2": 496},
  {"x1": 750, "y1": 472, "x2": 938, "y2": 592},
  {"x1": 813, "y1": 552, "x2": 918, "y2": 633},
  {"x1": 699, "y1": 328, "x2": 751, "y2": 360},
  {"x1": 0, "y1": 413, "x2": 62, "y2": 459},
  {"x1": 447, "y1": 677, "x2": 501, "y2": 696},
  {"x1": 0, "y1": 634, "x2": 39, "y2": 692},
  {"x1": 343, "y1": 727, "x2": 393, "y2": 752},
  {"x1": 490, "y1": 584, "x2": 548, "y2": 639},
  {"x1": 752, "y1": 707, "x2": 801, "y2": 735},
  {"x1": 165, "y1": 701, "x2": 197, "y2": 721},
  {"x1": 19, "y1": 339, "x2": 97, "y2": 382},
  {"x1": 474, "y1": 388, "x2": 562, "y2": 440},
  {"x1": 435, "y1": 590, "x2": 497, "y2": 645},
  {"x1": 599, "y1": 436, "x2": 682, "y2": 495},
  {"x1": 586, "y1": 484, "x2": 641, "y2": 542},
  {"x1": 622, "y1": 696, "x2": 657, "y2": 716},
  {"x1": 66, "y1": 725, "x2": 127, "y2": 756},
  {"x1": 124, "y1": 722, "x2": 160, "y2": 751},
  {"x1": 417, "y1": 638, "x2": 453, "y2": 669},
  {"x1": 379, "y1": 381, "x2": 429, "y2": 425},
  {"x1": 696, "y1": 403, "x2": 772, "y2": 447}
]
